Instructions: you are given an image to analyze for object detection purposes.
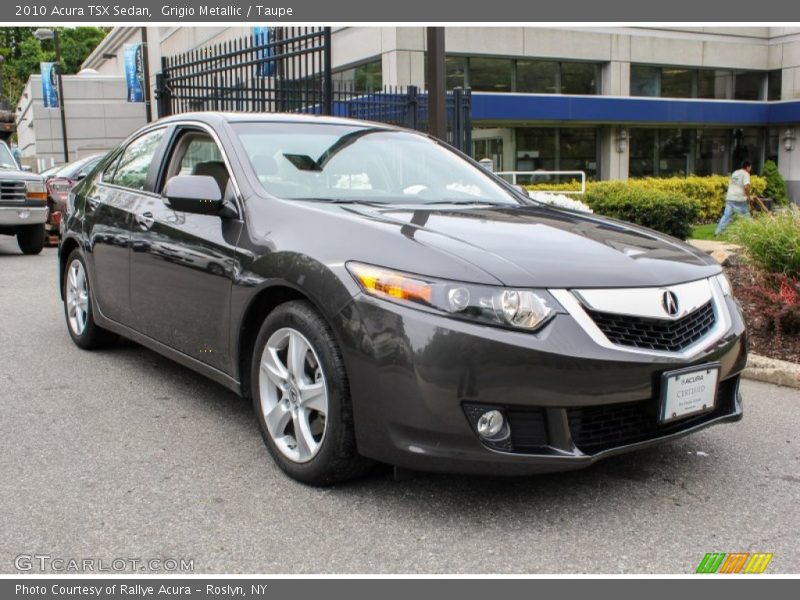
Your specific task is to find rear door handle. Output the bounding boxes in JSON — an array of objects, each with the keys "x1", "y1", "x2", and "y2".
[{"x1": 136, "y1": 212, "x2": 155, "y2": 230}]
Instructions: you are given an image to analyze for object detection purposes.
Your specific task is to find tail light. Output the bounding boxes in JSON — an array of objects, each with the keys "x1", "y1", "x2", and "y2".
[{"x1": 46, "y1": 178, "x2": 74, "y2": 205}]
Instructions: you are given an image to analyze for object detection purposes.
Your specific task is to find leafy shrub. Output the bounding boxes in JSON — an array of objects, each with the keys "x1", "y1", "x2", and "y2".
[
  {"x1": 526, "y1": 175, "x2": 767, "y2": 222},
  {"x1": 762, "y1": 160, "x2": 788, "y2": 206},
  {"x1": 727, "y1": 209, "x2": 800, "y2": 275},
  {"x1": 734, "y1": 273, "x2": 800, "y2": 336},
  {"x1": 582, "y1": 183, "x2": 700, "y2": 239}
]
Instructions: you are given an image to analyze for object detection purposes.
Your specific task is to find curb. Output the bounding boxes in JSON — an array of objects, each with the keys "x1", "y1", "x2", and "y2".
[{"x1": 742, "y1": 354, "x2": 800, "y2": 389}]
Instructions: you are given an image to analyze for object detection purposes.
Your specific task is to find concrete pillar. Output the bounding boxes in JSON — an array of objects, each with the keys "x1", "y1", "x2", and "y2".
[{"x1": 600, "y1": 125, "x2": 629, "y2": 181}]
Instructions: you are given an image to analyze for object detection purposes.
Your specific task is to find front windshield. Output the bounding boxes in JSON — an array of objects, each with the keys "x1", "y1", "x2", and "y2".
[
  {"x1": 232, "y1": 122, "x2": 520, "y2": 205},
  {"x1": 0, "y1": 143, "x2": 18, "y2": 170}
]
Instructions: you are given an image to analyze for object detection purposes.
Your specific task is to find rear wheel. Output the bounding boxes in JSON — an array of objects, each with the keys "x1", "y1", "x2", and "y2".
[
  {"x1": 17, "y1": 224, "x2": 44, "y2": 255},
  {"x1": 63, "y1": 250, "x2": 118, "y2": 349},
  {"x1": 251, "y1": 301, "x2": 373, "y2": 485}
]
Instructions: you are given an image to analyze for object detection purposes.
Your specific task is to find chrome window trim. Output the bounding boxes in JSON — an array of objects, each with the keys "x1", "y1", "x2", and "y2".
[
  {"x1": 550, "y1": 277, "x2": 732, "y2": 360},
  {"x1": 165, "y1": 120, "x2": 244, "y2": 217}
]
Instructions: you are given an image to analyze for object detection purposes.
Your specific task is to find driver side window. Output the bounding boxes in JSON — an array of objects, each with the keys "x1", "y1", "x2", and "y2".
[{"x1": 163, "y1": 131, "x2": 230, "y2": 199}]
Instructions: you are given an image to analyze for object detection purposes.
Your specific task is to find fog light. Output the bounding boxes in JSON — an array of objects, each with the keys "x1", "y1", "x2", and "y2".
[{"x1": 476, "y1": 410, "x2": 504, "y2": 438}]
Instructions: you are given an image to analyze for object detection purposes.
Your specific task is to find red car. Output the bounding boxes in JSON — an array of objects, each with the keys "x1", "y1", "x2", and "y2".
[{"x1": 44, "y1": 154, "x2": 104, "y2": 244}]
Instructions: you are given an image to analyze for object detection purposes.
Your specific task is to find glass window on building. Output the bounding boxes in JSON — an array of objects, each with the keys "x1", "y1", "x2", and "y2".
[
  {"x1": 732, "y1": 127, "x2": 764, "y2": 172},
  {"x1": 469, "y1": 57, "x2": 513, "y2": 92},
  {"x1": 734, "y1": 71, "x2": 765, "y2": 100},
  {"x1": 695, "y1": 129, "x2": 731, "y2": 176},
  {"x1": 445, "y1": 56, "x2": 468, "y2": 89},
  {"x1": 660, "y1": 68, "x2": 695, "y2": 98},
  {"x1": 767, "y1": 128, "x2": 780, "y2": 164},
  {"x1": 515, "y1": 127, "x2": 598, "y2": 181},
  {"x1": 629, "y1": 129, "x2": 657, "y2": 177},
  {"x1": 560, "y1": 62, "x2": 598, "y2": 95},
  {"x1": 630, "y1": 65, "x2": 660, "y2": 97},
  {"x1": 473, "y1": 137, "x2": 504, "y2": 171},
  {"x1": 332, "y1": 60, "x2": 382, "y2": 92},
  {"x1": 697, "y1": 69, "x2": 733, "y2": 99},
  {"x1": 768, "y1": 70, "x2": 782, "y2": 101},
  {"x1": 658, "y1": 129, "x2": 694, "y2": 176},
  {"x1": 629, "y1": 128, "x2": 692, "y2": 177},
  {"x1": 516, "y1": 60, "x2": 558, "y2": 94}
]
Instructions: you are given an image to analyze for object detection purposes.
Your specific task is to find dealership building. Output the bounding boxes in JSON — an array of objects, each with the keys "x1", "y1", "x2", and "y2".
[{"x1": 78, "y1": 26, "x2": 800, "y2": 201}]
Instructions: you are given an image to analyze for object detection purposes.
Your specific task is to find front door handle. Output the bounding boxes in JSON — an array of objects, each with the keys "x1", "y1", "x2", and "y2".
[
  {"x1": 87, "y1": 197, "x2": 100, "y2": 211},
  {"x1": 136, "y1": 212, "x2": 155, "y2": 230}
]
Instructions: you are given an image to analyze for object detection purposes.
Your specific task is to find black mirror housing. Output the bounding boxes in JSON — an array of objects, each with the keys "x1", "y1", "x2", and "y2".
[{"x1": 163, "y1": 175, "x2": 224, "y2": 215}]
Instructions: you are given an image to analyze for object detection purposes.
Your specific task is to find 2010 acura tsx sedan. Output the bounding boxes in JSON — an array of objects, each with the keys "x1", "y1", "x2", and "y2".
[{"x1": 59, "y1": 113, "x2": 746, "y2": 485}]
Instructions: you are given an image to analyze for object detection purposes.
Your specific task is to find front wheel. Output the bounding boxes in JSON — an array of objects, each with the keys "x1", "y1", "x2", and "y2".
[
  {"x1": 251, "y1": 301, "x2": 373, "y2": 485},
  {"x1": 17, "y1": 224, "x2": 44, "y2": 255},
  {"x1": 63, "y1": 250, "x2": 118, "y2": 349}
]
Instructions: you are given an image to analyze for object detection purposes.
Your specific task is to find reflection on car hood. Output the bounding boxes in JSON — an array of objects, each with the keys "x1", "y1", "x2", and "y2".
[{"x1": 340, "y1": 203, "x2": 719, "y2": 288}]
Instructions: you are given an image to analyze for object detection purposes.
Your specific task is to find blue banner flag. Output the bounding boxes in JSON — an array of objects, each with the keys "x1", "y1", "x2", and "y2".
[
  {"x1": 253, "y1": 26, "x2": 276, "y2": 77},
  {"x1": 40, "y1": 62, "x2": 59, "y2": 108},
  {"x1": 124, "y1": 42, "x2": 145, "y2": 102}
]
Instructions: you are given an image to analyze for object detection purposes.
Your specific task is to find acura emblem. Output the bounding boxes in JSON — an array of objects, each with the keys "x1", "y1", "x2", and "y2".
[{"x1": 662, "y1": 290, "x2": 679, "y2": 317}]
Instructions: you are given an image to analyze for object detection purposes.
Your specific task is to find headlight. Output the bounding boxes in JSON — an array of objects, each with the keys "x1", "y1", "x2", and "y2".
[
  {"x1": 715, "y1": 273, "x2": 733, "y2": 297},
  {"x1": 25, "y1": 181, "x2": 47, "y2": 201},
  {"x1": 347, "y1": 262, "x2": 558, "y2": 331}
]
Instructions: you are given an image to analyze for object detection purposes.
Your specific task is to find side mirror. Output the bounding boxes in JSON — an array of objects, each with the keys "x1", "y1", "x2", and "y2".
[
  {"x1": 162, "y1": 175, "x2": 223, "y2": 215},
  {"x1": 75, "y1": 172, "x2": 87, "y2": 181}
]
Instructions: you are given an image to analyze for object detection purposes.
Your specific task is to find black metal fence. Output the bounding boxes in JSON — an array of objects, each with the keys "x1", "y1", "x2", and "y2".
[{"x1": 155, "y1": 27, "x2": 472, "y2": 155}]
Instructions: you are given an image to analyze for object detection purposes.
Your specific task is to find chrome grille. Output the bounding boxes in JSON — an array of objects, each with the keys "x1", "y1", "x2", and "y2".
[
  {"x1": 0, "y1": 180, "x2": 26, "y2": 202},
  {"x1": 586, "y1": 301, "x2": 716, "y2": 352}
]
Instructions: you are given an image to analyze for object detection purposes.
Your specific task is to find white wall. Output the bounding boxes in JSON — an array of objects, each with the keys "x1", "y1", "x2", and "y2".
[{"x1": 16, "y1": 74, "x2": 147, "y2": 168}]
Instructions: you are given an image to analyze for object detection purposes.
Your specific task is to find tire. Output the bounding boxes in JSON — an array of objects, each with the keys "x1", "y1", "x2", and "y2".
[
  {"x1": 250, "y1": 300, "x2": 373, "y2": 486},
  {"x1": 63, "y1": 250, "x2": 118, "y2": 349},
  {"x1": 17, "y1": 224, "x2": 44, "y2": 255}
]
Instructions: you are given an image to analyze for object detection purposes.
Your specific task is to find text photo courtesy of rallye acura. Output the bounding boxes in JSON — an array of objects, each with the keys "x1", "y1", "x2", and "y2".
[{"x1": 58, "y1": 113, "x2": 746, "y2": 486}]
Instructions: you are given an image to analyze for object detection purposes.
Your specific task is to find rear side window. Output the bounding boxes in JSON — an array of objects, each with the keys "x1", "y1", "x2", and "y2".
[{"x1": 109, "y1": 128, "x2": 166, "y2": 191}]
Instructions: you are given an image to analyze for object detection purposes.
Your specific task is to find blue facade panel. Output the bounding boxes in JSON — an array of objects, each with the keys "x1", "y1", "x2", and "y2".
[{"x1": 471, "y1": 93, "x2": 800, "y2": 126}]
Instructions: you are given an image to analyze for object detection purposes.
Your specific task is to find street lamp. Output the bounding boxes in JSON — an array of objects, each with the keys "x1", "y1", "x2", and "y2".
[{"x1": 34, "y1": 28, "x2": 69, "y2": 163}]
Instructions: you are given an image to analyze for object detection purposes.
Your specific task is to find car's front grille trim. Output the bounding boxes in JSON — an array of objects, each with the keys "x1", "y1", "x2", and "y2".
[
  {"x1": 550, "y1": 280, "x2": 731, "y2": 359},
  {"x1": 0, "y1": 180, "x2": 26, "y2": 202},
  {"x1": 585, "y1": 301, "x2": 716, "y2": 352}
]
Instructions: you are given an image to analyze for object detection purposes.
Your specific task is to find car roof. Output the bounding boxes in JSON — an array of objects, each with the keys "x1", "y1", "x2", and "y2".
[{"x1": 156, "y1": 111, "x2": 406, "y2": 131}]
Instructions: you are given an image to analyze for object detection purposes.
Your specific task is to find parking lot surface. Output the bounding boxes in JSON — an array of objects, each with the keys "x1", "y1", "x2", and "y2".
[{"x1": 1, "y1": 238, "x2": 798, "y2": 574}]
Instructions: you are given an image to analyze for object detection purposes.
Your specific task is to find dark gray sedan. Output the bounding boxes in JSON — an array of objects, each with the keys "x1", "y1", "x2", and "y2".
[{"x1": 59, "y1": 113, "x2": 746, "y2": 485}]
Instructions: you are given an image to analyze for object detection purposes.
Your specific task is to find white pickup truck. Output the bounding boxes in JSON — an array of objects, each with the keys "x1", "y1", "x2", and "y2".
[{"x1": 0, "y1": 141, "x2": 48, "y2": 255}]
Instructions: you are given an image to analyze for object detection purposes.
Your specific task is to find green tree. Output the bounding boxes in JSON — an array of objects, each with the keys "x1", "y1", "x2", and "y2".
[
  {"x1": 0, "y1": 27, "x2": 107, "y2": 109},
  {"x1": 762, "y1": 160, "x2": 788, "y2": 206}
]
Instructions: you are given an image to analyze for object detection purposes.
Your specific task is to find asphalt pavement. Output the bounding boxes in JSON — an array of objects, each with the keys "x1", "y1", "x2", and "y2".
[{"x1": 1, "y1": 237, "x2": 798, "y2": 574}]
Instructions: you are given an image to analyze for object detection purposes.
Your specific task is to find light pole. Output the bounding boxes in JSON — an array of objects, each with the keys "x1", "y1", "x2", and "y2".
[{"x1": 34, "y1": 28, "x2": 69, "y2": 163}]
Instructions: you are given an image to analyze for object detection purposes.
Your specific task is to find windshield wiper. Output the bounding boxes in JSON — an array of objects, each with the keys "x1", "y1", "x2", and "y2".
[
  {"x1": 291, "y1": 197, "x2": 391, "y2": 205},
  {"x1": 419, "y1": 199, "x2": 514, "y2": 206}
]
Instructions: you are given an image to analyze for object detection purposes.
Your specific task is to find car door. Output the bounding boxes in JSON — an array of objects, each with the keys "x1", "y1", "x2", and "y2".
[
  {"x1": 83, "y1": 127, "x2": 167, "y2": 325},
  {"x1": 129, "y1": 125, "x2": 243, "y2": 373}
]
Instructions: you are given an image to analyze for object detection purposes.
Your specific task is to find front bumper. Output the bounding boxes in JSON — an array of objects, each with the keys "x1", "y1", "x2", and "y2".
[
  {"x1": 336, "y1": 292, "x2": 746, "y2": 476},
  {"x1": 0, "y1": 204, "x2": 48, "y2": 227}
]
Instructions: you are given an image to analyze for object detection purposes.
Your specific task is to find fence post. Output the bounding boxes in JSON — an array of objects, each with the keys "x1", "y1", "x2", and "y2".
[
  {"x1": 463, "y1": 88, "x2": 472, "y2": 157},
  {"x1": 322, "y1": 27, "x2": 333, "y2": 116},
  {"x1": 154, "y1": 57, "x2": 171, "y2": 117},
  {"x1": 407, "y1": 85, "x2": 418, "y2": 131},
  {"x1": 452, "y1": 87, "x2": 463, "y2": 152}
]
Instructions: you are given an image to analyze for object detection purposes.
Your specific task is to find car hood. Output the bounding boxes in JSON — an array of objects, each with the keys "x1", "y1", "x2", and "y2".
[
  {"x1": 0, "y1": 167, "x2": 44, "y2": 182},
  {"x1": 336, "y1": 203, "x2": 719, "y2": 288}
]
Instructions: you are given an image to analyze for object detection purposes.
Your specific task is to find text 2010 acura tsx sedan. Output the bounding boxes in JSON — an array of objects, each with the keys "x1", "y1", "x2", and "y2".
[{"x1": 59, "y1": 113, "x2": 746, "y2": 485}]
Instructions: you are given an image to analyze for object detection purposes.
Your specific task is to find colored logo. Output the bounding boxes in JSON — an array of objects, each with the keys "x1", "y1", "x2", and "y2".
[{"x1": 696, "y1": 552, "x2": 773, "y2": 574}]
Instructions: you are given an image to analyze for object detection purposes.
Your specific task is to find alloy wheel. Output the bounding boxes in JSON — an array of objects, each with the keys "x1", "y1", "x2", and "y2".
[
  {"x1": 65, "y1": 259, "x2": 90, "y2": 336},
  {"x1": 258, "y1": 327, "x2": 329, "y2": 463}
]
